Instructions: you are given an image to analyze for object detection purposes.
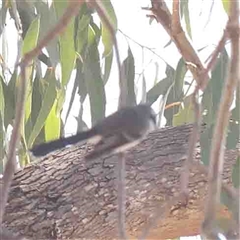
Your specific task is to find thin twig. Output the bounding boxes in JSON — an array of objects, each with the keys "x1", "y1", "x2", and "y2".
[
  {"x1": 202, "y1": 0, "x2": 239, "y2": 236},
  {"x1": 180, "y1": 88, "x2": 201, "y2": 195},
  {"x1": 9, "y1": 0, "x2": 23, "y2": 34},
  {"x1": 90, "y1": 2, "x2": 128, "y2": 237},
  {"x1": 118, "y1": 29, "x2": 167, "y2": 63},
  {"x1": 172, "y1": 0, "x2": 181, "y2": 35},
  {"x1": 117, "y1": 153, "x2": 127, "y2": 239},
  {"x1": 148, "y1": 0, "x2": 208, "y2": 87},
  {"x1": 0, "y1": 67, "x2": 26, "y2": 225}
]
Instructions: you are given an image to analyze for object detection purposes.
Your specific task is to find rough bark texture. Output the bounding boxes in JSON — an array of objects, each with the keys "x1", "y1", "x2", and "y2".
[{"x1": 3, "y1": 124, "x2": 237, "y2": 239}]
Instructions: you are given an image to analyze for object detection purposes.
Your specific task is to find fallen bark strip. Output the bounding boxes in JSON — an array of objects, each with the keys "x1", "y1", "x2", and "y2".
[{"x1": 3, "y1": 124, "x2": 237, "y2": 239}]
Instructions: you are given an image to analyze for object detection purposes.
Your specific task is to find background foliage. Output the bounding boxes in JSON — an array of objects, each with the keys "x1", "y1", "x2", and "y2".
[
  {"x1": 0, "y1": 0, "x2": 238, "y2": 174},
  {"x1": 0, "y1": 0, "x2": 239, "y2": 238}
]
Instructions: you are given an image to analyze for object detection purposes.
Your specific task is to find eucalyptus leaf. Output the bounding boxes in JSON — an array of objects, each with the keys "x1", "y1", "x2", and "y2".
[
  {"x1": 231, "y1": 156, "x2": 240, "y2": 188},
  {"x1": 27, "y1": 71, "x2": 57, "y2": 147},
  {"x1": 98, "y1": 0, "x2": 117, "y2": 56},
  {"x1": 119, "y1": 47, "x2": 136, "y2": 108},
  {"x1": 200, "y1": 50, "x2": 228, "y2": 166},
  {"x1": 174, "y1": 58, "x2": 187, "y2": 101},
  {"x1": 180, "y1": 0, "x2": 192, "y2": 39},
  {"x1": 0, "y1": 1, "x2": 7, "y2": 36},
  {"x1": 226, "y1": 88, "x2": 239, "y2": 149},
  {"x1": 0, "y1": 75, "x2": 5, "y2": 120},
  {"x1": 221, "y1": 0, "x2": 230, "y2": 14},
  {"x1": 36, "y1": 1, "x2": 59, "y2": 66},
  {"x1": 76, "y1": 59, "x2": 87, "y2": 104},
  {"x1": 220, "y1": 183, "x2": 239, "y2": 223},
  {"x1": 45, "y1": 100, "x2": 61, "y2": 142},
  {"x1": 173, "y1": 94, "x2": 194, "y2": 126},
  {"x1": 54, "y1": 0, "x2": 76, "y2": 86},
  {"x1": 200, "y1": 125, "x2": 214, "y2": 165},
  {"x1": 3, "y1": 71, "x2": 17, "y2": 128},
  {"x1": 75, "y1": 13, "x2": 91, "y2": 54},
  {"x1": 103, "y1": 50, "x2": 113, "y2": 85},
  {"x1": 83, "y1": 40, "x2": 106, "y2": 126},
  {"x1": 22, "y1": 17, "x2": 40, "y2": 55},
  {"x1": 202, "y1": 49, "x2": 228, "y2": 124}
]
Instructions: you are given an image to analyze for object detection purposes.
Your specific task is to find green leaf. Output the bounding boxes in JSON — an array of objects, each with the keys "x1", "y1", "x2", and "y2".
[
  {"x1": 147, "y1": 76, "x2": 174, "y2": 105},
  {"x1": 54, "y1": 0, "x2": 76, "y2": 86},
  {"x1": 24, "y1": 69, "x2": 35, "y2": 124},
  {"x1": 0, "y1": 114, "x2": 4, "y2": 171},
  {"x1": 64, "y1": 59, "x2": 84, "y2": 124},
  {"x1": 36, "y1": 1, "x2": 59, "y2": 66},
  {"x1": 221, "y1": 0, "x2": 230, "y2": 14},
  {"x1": 31, "y1": 75, "x2": 43, "y2": 126},
  {"x1": 221, "y1": 184, "x2": 239, "y2": 222},
  {"x1": 157, "y1": 82, "x2": 174, "y2": 127},
  {"x1": 202, "y1": 49, "x2": 228, "y2": 124},
  {"x1": 173, "y1": 94, "x2": 194, "y2": 126},
  {"x1": 103, "y1": 50, "x2": 113, "y2": 85},
  {"x1": 119, "y1": 47, "x2": 136, "y2": 108},
  {"x1": 3, "y1": 71, "x2": 17, "y2": 128},
  {"x1": 232, "y1": 156, "x2": 240, "y2": 188},
  {"x1": 164, "y1": 60, "x2": 185, "y2": 126},
  {"x1": 56, "y1": 88, "x2": 65, "y2": 115},
  {"x1": 21, "y1": 17, "x2": 40, "y2": 148},
  {"x1": 226, "y1": 88, "x2": 239, "y2": 149},
  {"x1": 98, "y1": 0, "x2": 117, "y2": 56},
  {"x1": 200, "y1": 50, "x2": 229, "y2": 166},
  {"x1": 0, "y1": 1, "x2": 7, "y2": 36},
  {"x1": 76, "y1": 59, "x2": 87, "y2": 103},
  {"x1": 147, "y1": 65, "x2": 175, "y2": 104},
  {"x1": 0, "y1": 75, "x2": 5, "y2": 121},
  {"x1": 180, "y1": 0, "x2": 192, "y2": 39},
  {"x1": 174, "y1": 58, "x2": 187, "y2": 100},
  {"x1": 75, "y1": 13, "x2": 91, "y2": 54},
  {"x1": 200, "y1": 125, "x2": 214, "y2": 165},
  {"x1": 45, "y1": 100, "x2": 60, "y2": 142},
  {"x1": 27, "y1": 71, "x2": 57, "y2": 147},
  {"x1": 22, "y1": 17, "x2": 40, "y2": 55},
  {"x1": 92, "y1": 21, "x2": 102, "y2": 42},
  {"x1": 0, "y1": 76, "x2": 5, "y2": 163},
  {"x1": 84, "y1": 40, "x2": 106, "y2": 126}
]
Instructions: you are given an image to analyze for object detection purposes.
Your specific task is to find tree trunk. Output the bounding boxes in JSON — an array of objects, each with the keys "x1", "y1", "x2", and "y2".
[{"x1": 3, "y1": 124, "x2": 237, "y2": 239}]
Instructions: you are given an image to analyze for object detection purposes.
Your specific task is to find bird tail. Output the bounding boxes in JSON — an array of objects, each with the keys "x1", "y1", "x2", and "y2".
[{"x1": 31, "y1": 129, "x2": 97, "y2": 157}]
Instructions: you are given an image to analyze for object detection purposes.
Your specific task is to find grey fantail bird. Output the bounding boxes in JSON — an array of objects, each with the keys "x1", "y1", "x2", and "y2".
[{"x1": 31, "y1": 104, "x2": 156, "y2": 158}]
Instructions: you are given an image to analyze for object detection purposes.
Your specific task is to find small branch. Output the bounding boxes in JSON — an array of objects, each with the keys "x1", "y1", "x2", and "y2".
[
  {"x1": 118, "y1": 29, "x2": 167, "y2": 63},
  {"x1": 0, "y1": 68, "x2": 26, "y2": 225},
  {"x1": 172, "y1": 0, "x2": 181, "y2": 35},
  {"x1": 147, "y1": 0, "x2": 208, "y2": 88},
  {"x1": 180, "y1": 89, "x2": 201, "y2": 195},
  {"x1": 9, "y1": 0, "x2": 23, "y2": 34},
  {"x1": 117, "y1": 153, "x2": 127, "y2": 239},
  {"x1": 202, "y1": 0, "x2": 239, "y2": 236}
]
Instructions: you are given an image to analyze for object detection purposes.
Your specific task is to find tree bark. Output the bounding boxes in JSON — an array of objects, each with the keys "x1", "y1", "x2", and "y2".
[{"x1": 3, "y1": 124, "x2": 237, "y2": 239}]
